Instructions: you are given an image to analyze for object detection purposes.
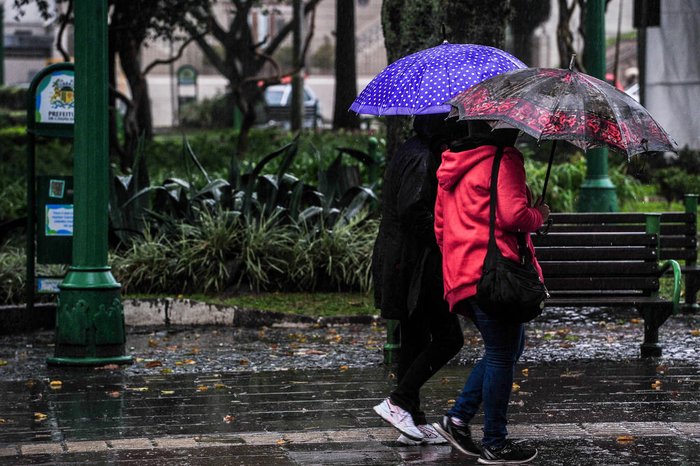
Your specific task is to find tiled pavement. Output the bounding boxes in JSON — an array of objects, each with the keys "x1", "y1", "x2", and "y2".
[{"x1": 1, "y1": 361, "x2": 699, "y2": 465}]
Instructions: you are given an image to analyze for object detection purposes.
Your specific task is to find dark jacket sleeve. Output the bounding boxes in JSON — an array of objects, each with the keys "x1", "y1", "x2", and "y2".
[{"x1": 396, "y1": 153, "x2": 438, "y2": 249}]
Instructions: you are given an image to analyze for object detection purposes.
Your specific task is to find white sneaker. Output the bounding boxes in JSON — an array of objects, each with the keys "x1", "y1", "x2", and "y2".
[
  {"x1": 398, "y1": 424, "x2": 448, "y2": 445},
  {"x1": 373, "y1": 398, "x2": 424, "y2": 441}
]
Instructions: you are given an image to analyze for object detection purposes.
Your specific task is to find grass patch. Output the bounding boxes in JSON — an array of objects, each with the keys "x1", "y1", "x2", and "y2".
[{"x1": 125, "y1": 292, "x2": 378, "y2": 318}]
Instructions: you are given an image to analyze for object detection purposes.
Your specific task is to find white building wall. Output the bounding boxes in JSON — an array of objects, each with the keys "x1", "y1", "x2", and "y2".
[{"x1": 645, "y1": 0, "x2": 700, "y2": 150}]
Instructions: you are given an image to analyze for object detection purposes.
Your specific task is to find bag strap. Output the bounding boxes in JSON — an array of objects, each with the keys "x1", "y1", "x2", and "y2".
[{"x1": 486, "y1": 146, "x2": 532, "y2": 265}]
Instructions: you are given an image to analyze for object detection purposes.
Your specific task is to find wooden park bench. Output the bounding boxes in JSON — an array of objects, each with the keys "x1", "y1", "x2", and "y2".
[
  {"x1": 540, "y1": 194, "x2": 699, "y2": 311},
  {"x1": 532, "y1": 213, "x2": 682, "y2": 357}
]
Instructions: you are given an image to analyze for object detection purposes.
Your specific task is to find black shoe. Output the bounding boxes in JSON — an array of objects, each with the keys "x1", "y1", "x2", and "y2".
[
  {"x1": 432, "y1": 415, "x2": 480, "y2": 457},
  {"x1": 478, "y1": 440, "x2": 538, "y2": 464}
]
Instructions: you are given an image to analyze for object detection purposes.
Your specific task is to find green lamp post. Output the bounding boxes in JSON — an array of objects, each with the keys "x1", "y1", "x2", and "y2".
[
  {"x1": 577, "y1": 0, "x2": 618, "y2": 212},
  {"x1": 47, "y1": 0, "x2": 131, "y2": 366}
]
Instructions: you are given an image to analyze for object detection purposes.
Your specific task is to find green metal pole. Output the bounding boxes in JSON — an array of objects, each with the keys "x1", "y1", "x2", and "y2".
[
  {"x1": 577, "y1": 0, "x2": 618, "y2": 212},
  {"x1": 48, "y1": 0, "x2": 131, "y2": 366}
]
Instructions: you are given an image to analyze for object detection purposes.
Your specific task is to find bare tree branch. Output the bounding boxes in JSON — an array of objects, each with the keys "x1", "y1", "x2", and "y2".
[
  {"x1": 264, "y1": 0, "x2": 322, "y2": 56},
  {"x1": 141, "y1": 32, "x2": 206, "y2": 76},
  {"x1": 56, "y1": 0, "x2": 73, "y2": 61}
]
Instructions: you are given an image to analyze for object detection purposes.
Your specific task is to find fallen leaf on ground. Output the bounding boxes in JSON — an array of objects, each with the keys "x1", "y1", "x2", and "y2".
[
  {"x1": 276, "y1": 438, "x2": 288, "y2": 445},
  {"x1": 339, "y1": 365, "x2": 349, "y2": 372},
  {"x1": 188, "y1": 347, "x2": 201, "y2": 355},
  {"x1": 447, "y1": 399, "x2": 456, "y2": 404},
  {"x1": 145, "y1": 360, "x2": 163, "y2": 368},
  {"x1": 440, "y1": 377, "x2": 449, "y2": 385},
  {"x1": 34, "y1": 412, "x2": 47, "y2": 421},
  {"x1": 161, "y1": 368, "x2": 173, "y2": 374},
  {"x1": 95, "y1": 364, "x2": 120, "y2": 371},
  {"x1": 214, "y1": 383, "x2": 226, "y2": 389},
  {"x1": 0, "y1": 418, "x2": 7, "y2": 424},
  {"x1": 616, "y1": 435, "x2": 634, "y2": 444},
  {"x1": 49, "y1": 380, "x2": 63, "y2": 389},
  {"x1": 196, "y1": 385, "x2": 209, "y2": 392},
  {"x1": 690, "y1": 329, "x2": 700, "y2": 337},
  {"x1": 129, "y1": 387, "x2": 149, "y2": 392},
  {"x1": 105, "y1": 391, "x2": 121, "y2": 398},
  {"x1": 223, "y1": 415, "x2": 235, "y2": 424},
  {"x1": 0, "y1": 360, "x2": 8, "y2": 366},
  {"x1": 239, "y1": 359, "x2": 249, "y2": 366},
  {"x1": 521, "y1": 368, "x2": 529, "y2": 376},
  {"x1": 166, "y1": 345, "x2": 178, "y2": 351},
  {"x1": 512, "y1": 383, "x2": 521, "y2": 393},
  {"x1": 651, "y1": 380, "x2": 663, "y2": 390},
  {"x1": 560, "y1": 371, "x2": 584, "y2": 378},
  {"x1": 183, "y1": 359, "x2": 196, "y2": 365},
  {"x1": 630, "y1": 318, "x2": 641, "y2": 324},
  {"x1": 160, "y1": 390, "x2": 175, "y2": 395},
  {"x1": 148, "y1": 339, "x2": 158, "y2": 348},
  {"x1": 305, "y1": 349, "x2": 326, "y2": 355}
]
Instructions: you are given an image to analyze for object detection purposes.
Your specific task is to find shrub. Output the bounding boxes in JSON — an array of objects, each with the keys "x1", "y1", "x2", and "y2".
[
  {"x1": 0, "y1": 86, "x2": 29, "y2": 110},
  {"x1": 655, "y1": 167, "x2": 700, "y2": 202}
]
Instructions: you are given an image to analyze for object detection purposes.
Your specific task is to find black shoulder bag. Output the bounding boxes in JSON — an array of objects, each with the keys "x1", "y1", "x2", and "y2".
[{"x1": 475, "y1": 146, "x2": 548, "y2": 323}]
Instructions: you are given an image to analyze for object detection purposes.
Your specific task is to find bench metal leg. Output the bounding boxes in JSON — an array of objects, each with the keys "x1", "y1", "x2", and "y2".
[{"x1": 638, "y1": 307, "x2": 673, "y2": 357}]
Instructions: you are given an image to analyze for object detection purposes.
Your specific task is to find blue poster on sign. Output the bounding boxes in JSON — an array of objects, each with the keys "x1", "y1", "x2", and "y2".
[{"x1": 45, "y1": 204, "x2": 74, "y2": 236}]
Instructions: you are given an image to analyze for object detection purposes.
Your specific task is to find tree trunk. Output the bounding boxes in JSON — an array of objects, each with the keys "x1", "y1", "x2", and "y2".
[
  {"x1": 332, "y1": 0, "x2": 360, "y2": 129},
  {"x1": 116, "y1": 38, "x2": 150, "y2": 189},
  {"x1": 380, "y1": 0, "x2": 512, "y2": 163}
]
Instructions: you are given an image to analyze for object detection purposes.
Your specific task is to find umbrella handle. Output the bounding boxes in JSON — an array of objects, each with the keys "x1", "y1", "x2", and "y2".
[
  {"x1": 536, "y1": 141, "x2": 557, "y2": 236},
  {"x1": 540, "y1": 140, "x2": 557, "y2": 204}
]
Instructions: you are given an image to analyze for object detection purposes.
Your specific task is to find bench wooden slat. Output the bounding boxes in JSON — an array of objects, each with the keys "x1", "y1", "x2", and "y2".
[
  {"x1": 550, "y1": 212, "x2": 694, "y2": 224},
  {"x1": 546, "y1": 296, "x2": 671, "y2": 308},
  {"x1": 536, "y1": 247, "x2": 657, "y2": 261},
  {"x1": 659, "y1": 236, "x2": 697, "y2": 248},
  {"x1": 544, "y1": 277, "x2": 659, "y2": 291},
  {"x1": 543, "y1": 224, "x2": 694, "y2": 234},
  {"x1": 533, "y1": 233, "x2": 657, "y2": 247},
  {"x1": 660, "y1": 250, "x2": 697, "y2": 261},
  {"x1": 540, "y1": 261, "x2": 658, "y2": 276}
]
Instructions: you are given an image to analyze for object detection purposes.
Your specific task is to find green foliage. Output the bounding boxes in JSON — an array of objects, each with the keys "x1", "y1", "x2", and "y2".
[
  {"x1": 109, "y1": 133, "x2": 382, "y2": 295},
  {"x1": 0, "y1": 86, "x2": 28, "y2": 110},
  {"x1": 654, "y1": 167, "x2": 700, "y2": 202},
  {"x1": 0, "y1": 244, "x2": 25, "y2": 305},
  {"x1": 178, "y1": 94, "x2": 232, "y2": 129},
  {"x1": 524, "y1": 152, "x2": 645, "y2": 212}
]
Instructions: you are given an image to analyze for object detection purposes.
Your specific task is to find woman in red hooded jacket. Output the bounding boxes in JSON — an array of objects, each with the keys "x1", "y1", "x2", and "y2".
[{"x1": 432, "y1": 121, "x2": 549, "y2": 465}]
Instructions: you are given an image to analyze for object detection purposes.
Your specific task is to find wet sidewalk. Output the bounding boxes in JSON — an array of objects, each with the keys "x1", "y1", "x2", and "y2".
[{"x1": 1, "y1": 307, "x2": 699, "y2": 465}]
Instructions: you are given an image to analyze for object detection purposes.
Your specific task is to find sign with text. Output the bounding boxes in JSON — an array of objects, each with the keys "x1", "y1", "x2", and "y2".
[
  {"x1": 45, "y1": 204, "x2": 74, "y2": 236},
  {"x1": 35, "y1": 70, "x2": 75, "y2": 125}
]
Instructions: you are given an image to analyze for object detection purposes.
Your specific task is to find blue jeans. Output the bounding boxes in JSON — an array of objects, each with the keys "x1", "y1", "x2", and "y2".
[{"x1": 448, "y1": 299, "x2": 525, "y2": 448}]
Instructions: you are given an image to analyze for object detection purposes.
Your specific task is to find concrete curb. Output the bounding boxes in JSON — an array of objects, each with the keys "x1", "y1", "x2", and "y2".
[{"x1": 0, "y1": 299, "x2": 380, "y2": 334}]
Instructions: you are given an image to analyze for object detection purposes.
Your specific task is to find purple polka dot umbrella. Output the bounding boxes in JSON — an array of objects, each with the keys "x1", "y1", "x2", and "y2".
[{"x1": 349, "y1": 41, "x2": 526, "y2": 116}]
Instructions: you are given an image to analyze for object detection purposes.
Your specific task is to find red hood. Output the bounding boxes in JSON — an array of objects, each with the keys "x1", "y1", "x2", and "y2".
[{"x1": 437, "y1": 145, "x2": 507, "y2": 192}]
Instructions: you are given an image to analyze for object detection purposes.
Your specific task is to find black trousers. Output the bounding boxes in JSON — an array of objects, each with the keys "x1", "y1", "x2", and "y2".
[{"x1": 390, "y1": 298, "x2": 463, "y2": 425}]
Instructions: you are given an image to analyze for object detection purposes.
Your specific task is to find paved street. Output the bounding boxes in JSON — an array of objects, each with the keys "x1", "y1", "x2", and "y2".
[{"x1": 1, "y1": 307, "x2": 699, "y2": 465}]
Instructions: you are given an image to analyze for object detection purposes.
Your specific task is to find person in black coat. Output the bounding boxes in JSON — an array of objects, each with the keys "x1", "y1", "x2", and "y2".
[{"x1": 372, "y1": 114, "x2": 466, "y2": 444}]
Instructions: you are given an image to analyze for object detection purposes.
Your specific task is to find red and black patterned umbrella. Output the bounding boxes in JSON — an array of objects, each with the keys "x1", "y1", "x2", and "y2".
[
  {"x1": 448, "y1": 65, "x2": 676, "y2": 157},
  {"x1": 448, "y1": 61, "x2": 676, "y2": 203}
]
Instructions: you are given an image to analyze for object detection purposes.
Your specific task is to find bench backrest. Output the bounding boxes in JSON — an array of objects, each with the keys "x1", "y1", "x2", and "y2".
[
  {"x1": 532, "y1": 228, "x2": 661, "y2": 297},
  {"x1": 542, "y1": 210, "x2": 697, "y2": 265}
]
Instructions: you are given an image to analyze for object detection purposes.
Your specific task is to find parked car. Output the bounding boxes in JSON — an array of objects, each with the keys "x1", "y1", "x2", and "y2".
[{"x1": 260, "y1": 83, "x2": 322, "y2": 129}]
